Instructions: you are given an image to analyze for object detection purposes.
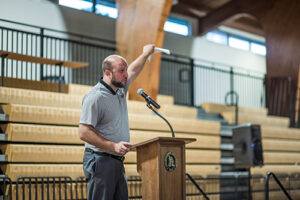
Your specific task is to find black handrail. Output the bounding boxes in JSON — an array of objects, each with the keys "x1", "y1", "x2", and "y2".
[
  {"x1": 265, "y1": 172, "x2": 293, "y2": 200},
  {"x1": 225, "y1": 90, "x2": 239, "y2": 125},
  {"x1": 16, "y1": 176, "x2": 73, "y2": 200},
  {"x1": 0, "y1": 176, "x2": 12, "y2": 200},
  {"x1": 75, "y1": 176, "x2": 86, "y2": 200},
  {"x1": 186, "y1": 173, "x2": 210, "y2": 200}
]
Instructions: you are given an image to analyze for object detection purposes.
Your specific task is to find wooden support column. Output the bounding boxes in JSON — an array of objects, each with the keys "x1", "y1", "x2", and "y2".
[
  {"x1": 250, "y1": 0, "x2": 300, "y2": 119},
  {"x1": 253, "y1": 0, "x2": 300, "y2": 84},
  {"x1": 116, "y1": 0, "x2": 173, "y2": 101}
]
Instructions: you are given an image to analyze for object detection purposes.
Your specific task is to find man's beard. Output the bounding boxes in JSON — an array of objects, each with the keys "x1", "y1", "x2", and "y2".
[{"x1": 111, "y1": 74, "x2": 126, "y2": 88}]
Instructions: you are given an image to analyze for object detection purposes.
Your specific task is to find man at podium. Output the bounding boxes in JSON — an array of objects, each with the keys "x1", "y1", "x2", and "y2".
[{"x1": 78, "y1": 44, "x2": 154, "y2": 200}]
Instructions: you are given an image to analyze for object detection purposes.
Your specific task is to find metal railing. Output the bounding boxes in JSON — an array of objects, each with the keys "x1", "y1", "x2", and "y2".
[
  {"x1": 1, "y1": 173, "x2": 300, "y2": 199},
  {"x1": 265, "y1": 172, "x2": 293, "y2": 200},
  {"x1": 15, "y1": 177, "x2": 73, "y2": 200},
  {"x1": 0, "y1": 18, "x2": 265, "y2": 108},
  {"x1": 225, "y1": 90, "x2": 239, "y2": 124},
  {"x1": 159, "y1": 54, "x2": 265, "y2": 107},
  {"x1": 75, "y1": 177, "x2": 86, "y2": 200},
  {"x1": 0, "y1": 176, "x2": 12, "y2": 200},
  {"x1": 0, "y1": 18, "x2": 115, "y2": 85}
]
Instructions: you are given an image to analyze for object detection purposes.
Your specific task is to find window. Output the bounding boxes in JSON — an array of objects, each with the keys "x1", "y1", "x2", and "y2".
[
  {"x1": 59, "y1": 1, "x2": 191, "y2": 36},
  {"x1": 206, "y1": 31, "x2": 227, "y2": 45},
  {"x1": 95, "y1": 0, "x2": 118, "y2": 19},
  {"x1": 228, "y1": 36, "x2": 250, "y2": 51},
  {"x1": 163, "y1": 18, "x2": 190, "y2": 36},
  {"x1": 205, "y1": 29, "x2": 266, "y2": 56},
  {"x1": 59, "y1": 0, "x2": 93, "y2": 12},
  {"x1": 250, "y1": 42, "x2": 266, "y2": 56}
]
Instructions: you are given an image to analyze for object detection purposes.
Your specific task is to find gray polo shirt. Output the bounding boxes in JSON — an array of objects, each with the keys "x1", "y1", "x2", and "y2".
[{"x1": 80, "y1": 79, "x2": 129, "y2": 156}]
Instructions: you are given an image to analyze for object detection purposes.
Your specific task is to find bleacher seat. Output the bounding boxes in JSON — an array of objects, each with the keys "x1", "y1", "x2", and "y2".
[
  {"x1": 0, "y1": 86, "x2": 222, "y2": 200},
  {"x1": 201, "y1": 102, "x2": 268, "y2": 115}
]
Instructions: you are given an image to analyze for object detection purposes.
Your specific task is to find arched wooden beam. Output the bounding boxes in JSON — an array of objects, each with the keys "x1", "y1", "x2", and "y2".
[{"x1": 116, "y1": 0, "x2": 173, "y2": 101}]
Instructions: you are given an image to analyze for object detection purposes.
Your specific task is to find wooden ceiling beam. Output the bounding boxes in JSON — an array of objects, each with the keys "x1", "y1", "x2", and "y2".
[
  {"x1": 224, "y1": 18, "x2": 265, "y2": 36},
  {"x1": 171, "y1": 3, "x2": 206, "y2": 18},
  {"x1": 197, "y1": 0, "x2": 264, "y2": 35},
  {"x1": 177, "y1": 0, "x2": 212, "y2": 11}
]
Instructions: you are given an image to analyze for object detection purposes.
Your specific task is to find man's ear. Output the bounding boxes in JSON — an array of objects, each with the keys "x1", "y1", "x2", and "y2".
[{"x1": 104, "y1": 70, "x2": 112, "y2": 77}]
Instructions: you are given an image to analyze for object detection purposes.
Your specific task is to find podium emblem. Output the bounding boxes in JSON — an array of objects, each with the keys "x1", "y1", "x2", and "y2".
[{"x1": 164, "y1": 152, "x2": 177, "y2": 172}]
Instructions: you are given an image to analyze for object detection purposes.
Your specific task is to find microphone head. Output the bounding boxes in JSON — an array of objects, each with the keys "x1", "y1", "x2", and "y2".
[{"x1": 137, "y1": 88, "x2": 144, "y2": 95}]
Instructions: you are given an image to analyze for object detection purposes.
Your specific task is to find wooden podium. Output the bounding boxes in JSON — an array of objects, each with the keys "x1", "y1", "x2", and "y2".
[{"x1": 132, "y1": 137, "x2": 196, "y2": 200}]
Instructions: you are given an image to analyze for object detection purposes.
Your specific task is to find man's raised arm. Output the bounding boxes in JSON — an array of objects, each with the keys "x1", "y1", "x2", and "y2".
[{"x1": 127, "y1": 44, "x2": 155, "y2": 83}]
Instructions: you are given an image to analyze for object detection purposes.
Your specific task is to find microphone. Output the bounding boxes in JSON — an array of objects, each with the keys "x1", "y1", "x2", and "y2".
[{"x1": 137, "y1": 88, "x2": 160, "y2": 109}]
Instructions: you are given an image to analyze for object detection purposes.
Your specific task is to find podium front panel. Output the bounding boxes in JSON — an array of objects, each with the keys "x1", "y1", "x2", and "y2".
[
  {"x1": 134, "y1": 137, "x2": 192, "y2": 200},
  {"x1": 159, "y1": 142, "x2": 185, "y2": 200}
]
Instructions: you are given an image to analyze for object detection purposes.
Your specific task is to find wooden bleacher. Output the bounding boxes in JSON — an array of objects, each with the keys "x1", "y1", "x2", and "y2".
[
  {"x1": 254, "y1": 122, "x2": 300, "y2": 199},
  {"x1": 201, "y1": 102, "x2": 268, "y2": 115},
  {"x1": 221, "y1": 111, "x2": 290, "y2": 127},
  {"x1": 0, "y1": 77, "x2": 94, "y2": 95},
  {"x1": 0, "y1": 86, "x2": 83, "y2": 109},
  {"x1": 0, "y1": 50, "x2": 88, "y2": 92},
  {"x1": 0, "y1": 86, "x2": 222, "y2": 199},
  {"x1": 157, "y1": 94, "x2": 174, "y2": 105},
  {"x1": 0, "y1": 51, "x2": 87, "y2": 69},
  {"x1": 201, "y1": 102, "x2": 300, "y2": 200},
  {"x1": 201, "y1": 102, "x2": 290, "y2": 127},
  {"x1": 0, "y1": 77, "x2": 69, "y2": 93},
  {"x1": 251, "y1": 125, "x2": 300, "y2": 177}
]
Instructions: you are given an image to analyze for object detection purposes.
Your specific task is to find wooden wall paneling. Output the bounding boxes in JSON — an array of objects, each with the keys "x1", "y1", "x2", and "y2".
[{"x1": 256, "y1": 0, "x2": 300, "y2": 83}]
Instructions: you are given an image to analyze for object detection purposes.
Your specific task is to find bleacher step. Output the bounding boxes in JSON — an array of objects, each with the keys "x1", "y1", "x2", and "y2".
[
  {"x1": 220, "y1": 144, "x2": 234, "y2": 150},
  {"x1": 198, "y1": 107, "x2": 228, "y2": 124},
  {"x1": 0, "y1": 114, "x2": 8, "y2": 121},
  {"x1": 0, "y1": 155, "x2": 7, "y2": 162},
  {"x1": 0, "y1": 174, "x2": 7, "y2": 178},
  {"x1": 0, "y1": 134, "x2": 7, "y2": 141},
  {"x1": 220, "y1": 171, "x2": 249, "y2": 177},
  {"x1": 220, "y1": 157, "x2": 235, "y2": 164},
  {"x1": 220, "y1": 125, "x2": 235, "y2": 137}
]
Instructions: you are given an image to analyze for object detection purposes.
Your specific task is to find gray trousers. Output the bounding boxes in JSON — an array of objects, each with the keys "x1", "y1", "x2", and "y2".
[{"x1": 83, "y1": 151, "x2": 128, "y2": 200}]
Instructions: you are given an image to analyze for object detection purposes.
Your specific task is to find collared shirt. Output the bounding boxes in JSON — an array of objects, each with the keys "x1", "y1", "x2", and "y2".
[{"x1": 80, "y1": 78, "x2": 129, "y2": 156}]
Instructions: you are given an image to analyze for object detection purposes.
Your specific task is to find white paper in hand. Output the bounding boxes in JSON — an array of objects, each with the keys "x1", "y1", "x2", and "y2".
[
  {"x1": 154, "y1": 47, "x2": 170, "y2": 54},
  {"x1": 148, "y1": 47, "x2": 171, "y2": 61}
]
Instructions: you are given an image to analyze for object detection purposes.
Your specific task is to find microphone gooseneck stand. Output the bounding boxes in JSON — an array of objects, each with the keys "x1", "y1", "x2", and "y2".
[
  {"x1": 146, "y1": 103, "x2": 175, "y2": 138},
  {"x1": 144, "y1": 102, "x2": 209, "y2": 200}
]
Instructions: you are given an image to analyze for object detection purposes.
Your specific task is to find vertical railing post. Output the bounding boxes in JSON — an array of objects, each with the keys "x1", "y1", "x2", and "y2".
[
  {"x1": 190, "y1": 58, "x2": 194, "y2": 106},
  {"x1": 1, "y1": 54, "x2": 8, "y2": 86},
  {"x1": 230, "y1": 67, "x2": 234, "y2": 105},
  {"x1": 40, "y1": 28, "x2": 44, "y2": 81},
  {"x1": 92, "y1": 0, "x2": 96, "y2": 12},
  {"x1": 287, "y1": 77, "x2": 293, "y2": 127},
  {"x1": 247, "y1": 169, "x2": 252, "y2": 200},
  {"x1": 261, "y1": 76, "x2": 266, "y2": 108},
  {"x1": 298, "y1": 89, "x2": 300, "y2": 127},
  {"x1": 57, "y1": 63, "x2": 63, "y2": 93}
]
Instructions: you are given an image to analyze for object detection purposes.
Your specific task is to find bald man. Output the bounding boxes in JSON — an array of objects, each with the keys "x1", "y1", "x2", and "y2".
[{"x1": 79, "y1": 44, "x2": 155, "y2": 200}]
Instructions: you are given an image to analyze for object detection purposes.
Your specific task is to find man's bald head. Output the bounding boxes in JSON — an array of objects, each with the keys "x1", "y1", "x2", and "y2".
[{"x1": 102, "y1": 55, "x2": 128, "y2": 73}]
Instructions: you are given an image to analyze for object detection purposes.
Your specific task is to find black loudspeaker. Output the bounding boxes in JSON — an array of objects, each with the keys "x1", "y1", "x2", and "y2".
[{"x1": 232, "y1": 124, "x2": 264, "y2": 168}]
